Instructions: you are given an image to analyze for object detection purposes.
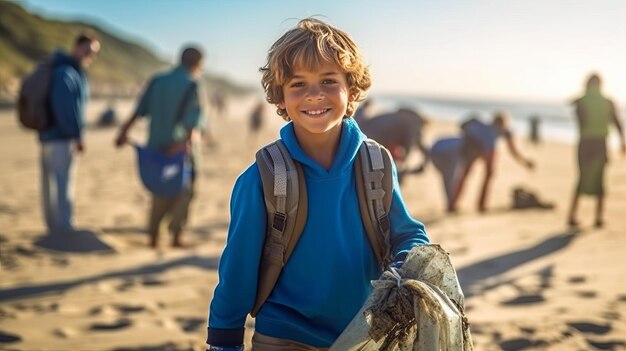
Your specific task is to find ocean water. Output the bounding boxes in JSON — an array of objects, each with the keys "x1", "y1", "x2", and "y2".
[{"x1": 372, "y1": 94, "x2": 624, "y2": 147}]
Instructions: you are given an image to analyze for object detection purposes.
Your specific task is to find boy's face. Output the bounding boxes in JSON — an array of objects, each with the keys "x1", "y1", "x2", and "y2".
[{"x1": 279, "y1": 60, "x2": 353, "y2": 141}]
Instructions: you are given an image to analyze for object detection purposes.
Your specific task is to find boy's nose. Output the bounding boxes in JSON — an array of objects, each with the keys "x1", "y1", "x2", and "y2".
[{"x1": 305, "y1": 85, "x2": 324, "y2": 101}]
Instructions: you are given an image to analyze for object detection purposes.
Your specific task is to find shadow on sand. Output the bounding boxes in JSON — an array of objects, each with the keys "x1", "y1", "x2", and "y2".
[
  {"x1": 458, "y1": 228, "x2": 580, "y2": 299},
  {"x1": 0, "y1": 255, "x2": 220, "y2": 301},
  {"x1": 34, "y1": 229, "x2": 114, "y2": 253}
]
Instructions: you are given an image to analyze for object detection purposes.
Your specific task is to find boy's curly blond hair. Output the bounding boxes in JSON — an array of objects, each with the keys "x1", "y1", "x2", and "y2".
[{"x1": 260, "y1": 18, "x2": 372, "y2": 120}]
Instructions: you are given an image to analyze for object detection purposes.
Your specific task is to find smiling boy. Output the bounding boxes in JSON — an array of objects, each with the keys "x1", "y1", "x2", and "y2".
[{"x1": 206, "y1": 18, "x2": 429, "y2": 351}]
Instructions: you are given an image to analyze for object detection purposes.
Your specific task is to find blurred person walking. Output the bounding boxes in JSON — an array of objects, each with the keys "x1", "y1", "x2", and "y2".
[
  {"x1": 248, "y1": 100, "x2": 265, "y2": 146},
  {"x1": 38, "y1": 32, "x2": 100, "y2": 235},
  {"x1": 115, "y1": 46, "x2": 205, "y2": 248},
  {"x1": 529, "y1": 115, "x2": 541, "y2": 145},
  {"x1": 567, "y1": 73, "x2": 626, "y2": 228}
]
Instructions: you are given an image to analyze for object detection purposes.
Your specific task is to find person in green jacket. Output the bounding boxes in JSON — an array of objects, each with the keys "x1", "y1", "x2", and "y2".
[{"x1": 567, "y1": 73, "x2": 626, "y2": 228}]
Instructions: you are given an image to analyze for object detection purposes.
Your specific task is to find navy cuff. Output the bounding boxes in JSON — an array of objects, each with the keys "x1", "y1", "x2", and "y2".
[
  {"x1": 393, "y1": 251, "x2": 408, "y2": 263},
  {"x1": 207, "y1": 327, "x2": 245, "y2": 347}
]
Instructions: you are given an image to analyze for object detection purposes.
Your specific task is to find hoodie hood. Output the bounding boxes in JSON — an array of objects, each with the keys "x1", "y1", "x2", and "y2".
[
  {"x1": 279, "y1": 117, "x2": 366, "y2": 179},
  {"x1": 51, "y1": 50, "x2": 82, "y2": 73}
]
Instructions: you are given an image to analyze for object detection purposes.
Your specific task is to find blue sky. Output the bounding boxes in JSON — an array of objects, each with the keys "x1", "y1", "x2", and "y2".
[{"x1": 18, "y1": 0, "x2": 626, "y2": 103}]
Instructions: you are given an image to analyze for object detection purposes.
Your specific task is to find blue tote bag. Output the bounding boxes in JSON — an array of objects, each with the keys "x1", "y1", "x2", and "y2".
[
  {"x1": 135, "y1": 145, "x2": 192, "y2": 197},
  {"x1": 135, "y1": 82, "x2": 196, "y2": 197}
]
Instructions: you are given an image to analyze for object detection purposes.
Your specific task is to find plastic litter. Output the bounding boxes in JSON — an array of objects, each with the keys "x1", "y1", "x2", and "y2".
[{"x1": 330, "y1": 244, "x2": 473, "y2": 351}]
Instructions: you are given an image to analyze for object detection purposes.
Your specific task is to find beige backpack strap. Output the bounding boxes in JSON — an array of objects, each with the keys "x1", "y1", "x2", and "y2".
[
  {"x1": 355, "y1": 139, "x2": 394, "y2": 270},
  {"x1": 252, "y1": 140, "x2": 308, "y2": 317}
]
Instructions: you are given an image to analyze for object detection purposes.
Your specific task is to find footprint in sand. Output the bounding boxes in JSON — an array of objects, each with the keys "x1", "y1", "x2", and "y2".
[
  {"x1": 88, "y1": 305, "x2": 118, "y2": 317},
  {"x1": 567, "y1": 321, "x2": 612, "y2": 335},
  {"x1": 175, "y1": 317, "x2": 205, "y2": 332},
  {"x1": 115, "y1": 277, "x2": 165, "y2": 292},
  {"x1": 568, "y1": 275, "x2": 587, "y2": 284},
  {"x1": 141, "y1": 277, "x2": 166, "y2": 287},
  {"x1": 0, "y1": 330, "x2": 22, "y2": 343},
  {"x1": 53, "y1": 327, "x2": 78, "y2": 338},
  {"x1": 601, "y1": 311, "x2": 620, "y2": 321},
  {"x1": 519, "y1": 326, "x2": 536, "y2": 335},
  {"x1": 50, "y1": 256, "x2": 70, "y2": 267},
  {"x1": 89, "y1": 318, "x2": 133, "y2": 331},
  {"x1": 499, "y1": 337, "x2": 546, "y2": 351},
  {"x1": 587, "y1": 340, "x2": 626, "y2": 350},
  {"x1": 555, "y1": 306, "x2": 569, "y2": 315},
  {"x1": 0, "y1": 236, "x2": 18, "y2": 270},
  {"x1": 15, "y1": 245, "x2": 40, "y2": 257},
  {"x1": 114, "y1": 303, "x2": 147, "y2": 314},
  {"x1": 0, "y1": 204, "x2": 17, "y2": 215},
  {"x1": 0, "y1": 307, "x2": 16, "y2": 320},
  {"x1": 90, "y1": 303, "x2": 150, "y2": 317},
  {"x1": 576, "y1": 290, "x2": 597, "y2": 299},
  {"x1": 115, "y1": 278, "x2": 136, "y2": 292},
  {"x1": 501, "y1": 293, "x2": 545, "y2": 306}
]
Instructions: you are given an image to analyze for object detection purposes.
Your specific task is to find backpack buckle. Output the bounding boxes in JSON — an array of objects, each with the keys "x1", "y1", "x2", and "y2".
[{"x1": 272, "y1": 212, "x2": 287, "y2": 233}]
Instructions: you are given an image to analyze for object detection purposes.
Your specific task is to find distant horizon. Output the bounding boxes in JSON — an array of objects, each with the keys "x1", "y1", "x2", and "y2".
[{"x1": 17, "y1": 0, "x2": 626, "y2": 104}]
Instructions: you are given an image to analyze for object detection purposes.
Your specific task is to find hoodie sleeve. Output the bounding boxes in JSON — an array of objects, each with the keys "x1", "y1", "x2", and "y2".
[
  {"x1": 387, "y1": 160, "x2": 430, "y2": 260},
  {"x1": 207, "y1": 163, "x2": 267, "y2": 347},
  {"x1": 50, "y1": 66, "x2": 84, "y2": 139}
]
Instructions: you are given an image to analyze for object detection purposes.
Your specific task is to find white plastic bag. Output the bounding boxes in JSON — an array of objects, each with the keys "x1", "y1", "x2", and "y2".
[{"x1": 330, "y1": 244, "x2": 473, "y2": 351}]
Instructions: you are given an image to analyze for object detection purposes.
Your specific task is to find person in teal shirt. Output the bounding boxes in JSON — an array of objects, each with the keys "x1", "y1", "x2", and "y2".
[
  {"x1": 567, "y1": 73, "x2": 626, "y2": 228},
  {"x1": 115, "y1": 46, "x2": 205, "y2": 248}
]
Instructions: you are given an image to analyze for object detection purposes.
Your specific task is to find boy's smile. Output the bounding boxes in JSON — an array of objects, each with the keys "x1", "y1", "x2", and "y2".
[
  {"x1": 279, "y1": 61, "x2": 353, "y2": 143},
  {"x1": 302, "y1": 108, "x2": 331, "y2": 118}
]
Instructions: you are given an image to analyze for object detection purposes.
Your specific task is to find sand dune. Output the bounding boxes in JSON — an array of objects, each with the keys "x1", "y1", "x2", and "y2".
[{"x1": 1, "y1": 96, "x2": 625, "y2": 350}]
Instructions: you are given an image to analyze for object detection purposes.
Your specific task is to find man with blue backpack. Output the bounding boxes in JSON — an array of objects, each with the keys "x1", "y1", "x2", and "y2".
[{"x1": 26, "y1": 32, "x2": 100, "y2": 235}]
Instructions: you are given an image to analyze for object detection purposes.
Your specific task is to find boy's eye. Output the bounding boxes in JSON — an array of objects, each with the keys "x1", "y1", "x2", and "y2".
[
  {"x1": 322, "y1": 79, "x2": 337, "y2": 84},
  {"x1": 289, "y1": 81, "x2": 305, "y2": 88}
]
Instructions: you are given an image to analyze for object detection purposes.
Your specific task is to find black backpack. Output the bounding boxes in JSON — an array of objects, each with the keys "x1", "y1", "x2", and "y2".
[{"x1": 17, "y1": 56, "x2": 55, "y2": 131}]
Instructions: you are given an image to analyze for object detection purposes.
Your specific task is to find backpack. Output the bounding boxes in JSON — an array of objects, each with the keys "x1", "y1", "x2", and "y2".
[
  {"x1": 251, "y1": 138, "x2": 394, "y2": 316},
  {"x1": 17, "y1": 56, "x2": 56, "y2": 131}
]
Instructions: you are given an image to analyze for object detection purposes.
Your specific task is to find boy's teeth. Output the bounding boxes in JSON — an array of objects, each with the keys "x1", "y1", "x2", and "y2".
[{"x1": 306, "y1": 109, "x2": 326, "y2": 115}]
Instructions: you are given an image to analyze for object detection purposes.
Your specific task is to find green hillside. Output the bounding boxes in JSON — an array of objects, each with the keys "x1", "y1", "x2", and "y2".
[{"x1": 0, "y1": 1, "x2": 252, "y2": 101}]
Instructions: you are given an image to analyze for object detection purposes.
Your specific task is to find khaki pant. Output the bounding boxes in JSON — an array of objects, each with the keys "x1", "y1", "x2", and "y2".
[
  {"x1": 252, "y1": 332, "x2": 329, "y2": 351},
  {"x1": 148, "y1": 181, "x2": 194, "y2": 242}
]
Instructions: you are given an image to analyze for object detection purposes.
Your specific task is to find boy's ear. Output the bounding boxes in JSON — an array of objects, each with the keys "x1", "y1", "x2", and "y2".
[
  {"x1": 349, "y1": 91, "x2": 357, "y2": 102},
  {"x1": 277, "y1": 102, "x2": 285, "y2": 109}
]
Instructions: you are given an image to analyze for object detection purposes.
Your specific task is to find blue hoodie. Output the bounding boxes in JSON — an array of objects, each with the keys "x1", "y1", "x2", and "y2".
[
  {"x1": 208, "y1": 118, "x2": 429, "y2": 348},
  {"x1": 39, "y1": 50, "x2": 88, "y2": 142}
]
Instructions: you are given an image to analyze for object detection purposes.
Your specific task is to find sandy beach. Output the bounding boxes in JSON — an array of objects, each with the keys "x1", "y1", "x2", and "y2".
[{"x1": 1, "y1": 96, "x2": 625, "y2": 351}]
